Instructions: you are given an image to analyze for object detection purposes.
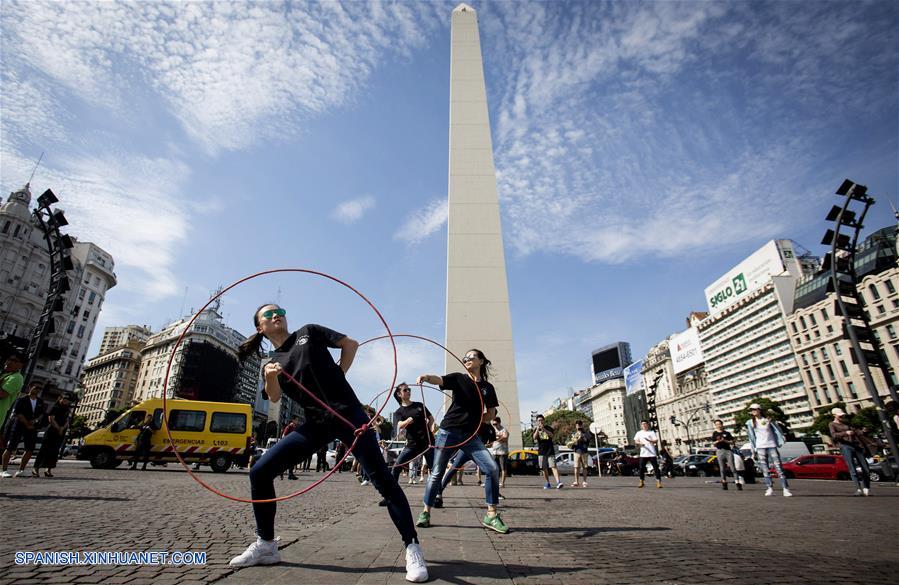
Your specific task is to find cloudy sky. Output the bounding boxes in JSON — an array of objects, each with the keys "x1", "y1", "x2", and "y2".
[{"x1": 2, "y1": 0, "x2": 897, "y2": 425}]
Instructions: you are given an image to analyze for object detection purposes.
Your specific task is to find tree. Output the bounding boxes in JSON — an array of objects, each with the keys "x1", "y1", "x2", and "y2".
[
  {"x1": 99, "y1": 407, "x2": 125, "y2": 428},
  {"x1": 521, "y1": 430, "x2": 534, "y2": 448},
  {"x1": 732, "y1": 398, "x2": 791, "y2": 437},
  {"x1": 544, "y1": 409, "x2": 593, "y2": 447},
  {"x1": 68, "y1": 415, "x2": 91, "y2": 439}
]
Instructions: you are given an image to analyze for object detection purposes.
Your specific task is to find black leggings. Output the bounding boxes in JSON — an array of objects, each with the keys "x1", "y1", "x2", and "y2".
[
  {"x1": 391, "y1": 444, "x2": 435, "y2": 483},
  {"x1": 249, "y1": 406, "x2": 417, "y2": 545},
  {"x1": 639, "y1": 456, "x2": 661, "y2": 480}
]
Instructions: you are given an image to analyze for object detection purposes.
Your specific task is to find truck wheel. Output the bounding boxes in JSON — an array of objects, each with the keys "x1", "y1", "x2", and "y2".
[
  {"x1": 90, "y1": 449, "x2": 116, "y2": 469},
  {"x1": 210, "y1": 453, "x2": 231, "y2": 473}
]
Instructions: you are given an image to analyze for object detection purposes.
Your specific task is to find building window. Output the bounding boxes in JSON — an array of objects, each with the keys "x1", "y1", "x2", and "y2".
[
  {"x1": 811, "y1": 350, "x2": 818, "y2": 362},
  {"x1": 79, "y1": 289, "x2": 86, "y2": 300},
  {"x1": 887, "y1": 324, "x2": 897, "y2": 340},
  {"x1": 801, "y1": 354, "x2": 809, "y2": 366},
  {"x1": 800, "y1": 316, "x2": 807, "y2": 329},
  {"x1": 88, "y1": 291, "x2": 96, "y2": 305},
  {"x1": 1, "y1": 221, "x2": 9, "y2": 234},
  {"x1": 826, "y1": 324, "x2": 833, "y2": 334},
  {"x1": 66, "y1": 321, "x2": 75, "y2": 334},
  {"x1": 834, "y1": 344, "x2": 842, "y2": 356},
  {"x1": 868, "y1": 284, "x2": 881, "y2": 300},
  {"x1": 77, "y1": 325, "x2": 85, "y2": 339},
  {"x1": 82, "y1": 310, "x2": 90, "y2": 322},
  {"x1": 810, "y1": 314, "x2": 817, "y2": 326},
  {"x1": 847, "y1": 381, "x2": 857, "y2": 399},
  {"x1": 877, "y1": 305, "x2": 886, "y2": 315},
  {"x1": 822, "y1": 307, "x2": 829, "y2": 320},
  {"x1": 839, "y1": 361, "x2": 849, "y2": 376},
  {"x1": 826, "y1": 364, "x2": 835, "y2": 380},
  {"x1": 821, "y1": 347, "x2": 829, "y2": 359},
  {"x1": 791, "y1": 322, "x2": 798, "y2": 333},
  {"x1": 885, "y1": 280, "x2": 896, "y2": 295}
]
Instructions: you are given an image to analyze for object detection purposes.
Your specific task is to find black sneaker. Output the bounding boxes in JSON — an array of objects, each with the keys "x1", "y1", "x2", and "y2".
[
  {"x1": 434, "y1": 495, "x2": 443, "y2": 509},
  {"x1": 378, "y1": 498, "x2": 388, "y2": 507},
  {"x1": 498, "y1": 492, "x2": 506, "y2": 500}
]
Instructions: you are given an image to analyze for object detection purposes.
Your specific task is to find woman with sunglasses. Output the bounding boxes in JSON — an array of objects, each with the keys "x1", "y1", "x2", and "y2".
[
  {"x1": 380, "y1": 383, "x2": 435, "y2": 505},
  {"x1": 231, "y1": 304, "x2": 428, "y2": 582},
  {"x1": 415, "y1": 349, "x2": 509, "y2": 534}
]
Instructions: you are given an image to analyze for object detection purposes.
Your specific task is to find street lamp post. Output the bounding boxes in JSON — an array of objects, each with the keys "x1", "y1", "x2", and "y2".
[
  {"x1": 23, "y1": 188, "x2": 74, "y2": 389},
  {"x1": 671, "y1": 403, "x2": 710, "y2": 455},
  {"x1": 822, "y1": 179, "x2": 899, "y2": 479}
]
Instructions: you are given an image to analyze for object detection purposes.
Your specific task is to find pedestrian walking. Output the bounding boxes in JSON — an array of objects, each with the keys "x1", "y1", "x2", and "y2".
[
  {"x1": 634, "y1": 420, "x2": 662, "y2": 488},
  {"x1": 491, "y1": 417, "x2": 509, "y2": 488},
  {"x1": 829, "y1": 408, "x2": 873, "y2": 496},
  {"x1": 533, "y1": 415, "x2": 563, "y2": 489},
  {"x1": 711, "y1": 419, "x2": 742, "y2": 490},
  {"x1": 415, "y1": 348, "x2": 508, "y2": 534},
  {"x1": 33, "y1": 392, "x2": 72, "y2": 477},
  {"x1": 281, "y1": 417, "x2": 300, "y2": 480},
  {"x1": 230, "y1": 304, "x2": 427, "y2": 582},
  {"x1": 659, "y1": 447, "x2": 675, "y2": 479},
  {"x1": 0, "y1": 351, "x2": 26, "y2": 453},
  {"x1": 745, "y1": 403, "x2": 791, "y2": 497},
  {"x1": 130, "y1": 414, "x2": 154, "y2": 470},
  {"x1": 1, "y1": 381, "x2": 45, "y2": 478},
  {"x1": 569, "y1": 420, "x2": 590, "y2": 487}
]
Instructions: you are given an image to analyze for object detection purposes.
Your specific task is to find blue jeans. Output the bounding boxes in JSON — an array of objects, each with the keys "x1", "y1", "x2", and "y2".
[
  {"x1": 756, "y1": 447, "x2": 788, "y2": 489},
  {"x1": 391, "y1": 444, "x2": 435, "y2": 483},
  {"x1": 839, "y1": 443, "x2": 870, "y2": 489},
  {"x1": 423, "y1": 428, "x2": 499, "y2": 507},
  {"x1": 249, "y1": 406, "x2": 417, "y2": 545}
]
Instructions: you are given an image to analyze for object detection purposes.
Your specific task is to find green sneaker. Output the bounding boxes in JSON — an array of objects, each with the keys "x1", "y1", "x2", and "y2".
[
  {"x1": 415, "y1": 511, "x2": 430, "y2": 528},
  {"x1": 482, "y1": 513, "x2": 509, "y2": 534}
]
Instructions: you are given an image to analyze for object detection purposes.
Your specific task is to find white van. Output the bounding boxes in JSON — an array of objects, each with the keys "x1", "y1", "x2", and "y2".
[{"x1": 740, "y1": 441, "x2": 809, "y2": 462}]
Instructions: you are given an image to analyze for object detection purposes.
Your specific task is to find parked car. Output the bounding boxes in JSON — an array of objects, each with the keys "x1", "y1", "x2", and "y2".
[
  {"x1": 683, "y1": 453, "x2": 757, "y2": 483},
  {"x1": 774, "y1": 454, "x2": 850, "y2": 480},
  {"x1": 555, "y1": 451, "x2": 599, "y2": 476}
]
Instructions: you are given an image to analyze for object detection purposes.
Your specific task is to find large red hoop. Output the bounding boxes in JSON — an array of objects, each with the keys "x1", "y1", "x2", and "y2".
[{"x1": 160, "y1": 268, "x2": 398, "y2": 504}]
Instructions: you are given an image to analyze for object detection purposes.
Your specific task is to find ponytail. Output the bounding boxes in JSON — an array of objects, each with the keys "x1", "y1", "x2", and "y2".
[
  {"x1": 467, "y1": 348, "x2": 492, "y2": 382},
  {"x1": 238, "y1": 332, "x2": 264, "y2": 361}
]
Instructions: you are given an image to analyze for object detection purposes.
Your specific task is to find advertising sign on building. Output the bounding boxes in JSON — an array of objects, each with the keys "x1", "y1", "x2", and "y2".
[
  {"x1": 670, "y1": 327, "x2": 703, "y2": 374},
  {"x1": 624, "y1": 360, "x2": 644, "y2": 396},
  {"x1": 703, "y1": 240, "x2": 787, "y2": 315}
]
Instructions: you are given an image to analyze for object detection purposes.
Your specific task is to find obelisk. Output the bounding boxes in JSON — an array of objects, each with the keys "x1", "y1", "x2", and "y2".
[{"x1": 446, "y1": 3, "x2": 522, "y2": 450}]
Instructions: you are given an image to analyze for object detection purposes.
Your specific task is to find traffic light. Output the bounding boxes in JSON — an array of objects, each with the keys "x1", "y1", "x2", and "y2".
[
  {"x1": 670, "y1": 416, "x2": 676, "y2": 424},
  {"x1": 704, "y1": 404, "x2": 710, "y2": 413}
]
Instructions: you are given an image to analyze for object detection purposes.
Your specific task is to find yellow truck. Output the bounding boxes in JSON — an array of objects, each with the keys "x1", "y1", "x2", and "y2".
[{"x1": 78, "y1": 398, "x2": 253, "y2": 473}]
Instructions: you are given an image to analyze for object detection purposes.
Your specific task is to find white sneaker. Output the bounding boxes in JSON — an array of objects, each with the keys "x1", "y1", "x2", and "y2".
[
  {"x1": 407, "y1": 478, "x2": 414, "y2": 485},
  {"x1": 13, "y1": 470, "x2": 25, "y2": 478},
  {"x1": 863, "y1": 488, "x2": 870, "y2": 496},
  {"x1": 854, "y1": 489, "x2": 863, "y2": 497},
  {"x1": 229, "y1": 536, "x2": 281, "y2": 567},
  {"x1": 360, "y1": 479, "x2": 370, "y2": 486},
  {"x1": 0, "y1": 471, "x2": 11, "y2": 478},
  {"x1": 404, "y1": 542, "x2": 428, "y2": 583},
  {"x1": 783, "y1": 488, "x2": 793, "y2": 497},
  {"x1": 764, "y1": 487, "x2": 774, "y2": 496}
]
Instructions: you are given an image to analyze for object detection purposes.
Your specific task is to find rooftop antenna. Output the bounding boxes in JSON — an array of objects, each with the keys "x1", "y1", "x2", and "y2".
[
  {"x1": 27, "y1": 151, "x2": 44, "y2": 185},
  {"x1": 178, "y1": 286, "x2": 189, "y2": 318},
  {"x1": 889, "y1": 198, "x2": 899, "y2": 221}
]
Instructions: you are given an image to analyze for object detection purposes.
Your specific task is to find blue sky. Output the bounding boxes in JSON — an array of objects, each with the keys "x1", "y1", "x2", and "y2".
[{"x1": 1, "y1": 1, "x2": 897, "y2": 426}]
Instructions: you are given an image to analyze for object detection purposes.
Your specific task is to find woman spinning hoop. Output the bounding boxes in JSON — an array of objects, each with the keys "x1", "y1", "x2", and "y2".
[{"x1": 230, "y1": 304, "x2": 428, "y2": 582}]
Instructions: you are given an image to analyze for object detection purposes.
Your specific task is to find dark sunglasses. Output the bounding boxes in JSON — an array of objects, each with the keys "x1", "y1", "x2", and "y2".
[
  {"x1": 462, "y1": 355, "x2": 478, "y2": 362},
  {"x1": 399, "y1": 387, "x2": 411, "y2": 392},
  {"x1": 261, "y1": 308, "x2": 286, "y2": 320}
]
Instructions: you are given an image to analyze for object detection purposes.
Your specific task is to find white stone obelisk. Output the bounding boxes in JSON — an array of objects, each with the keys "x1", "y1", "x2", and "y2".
[{"x1": 446, "y1": 3, "x2": 522, "y2": 451}]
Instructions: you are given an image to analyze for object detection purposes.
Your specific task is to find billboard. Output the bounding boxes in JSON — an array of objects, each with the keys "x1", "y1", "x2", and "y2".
[
  {"x1": 670, "y1": 327, "x2": 703, "y2": 374},
  {"x1": 591, "y1": 343, "x2": 630, "y2": 384},
  {"x1": 704, "y1": 240, "x2": 786, "y2": 315},
  {"x1": 624, "y1": 360, "x2": 644, "y2": 396}
]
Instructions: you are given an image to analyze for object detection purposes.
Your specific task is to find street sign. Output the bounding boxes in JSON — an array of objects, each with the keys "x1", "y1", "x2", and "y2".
[{"x1": 589, "y1": 422, "x2": 601, "y2": 435}]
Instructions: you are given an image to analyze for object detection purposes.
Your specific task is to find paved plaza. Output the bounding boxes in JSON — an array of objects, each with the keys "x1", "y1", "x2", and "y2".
[{"x1": 1, "y1": 461, "x2": 897, "y2": 585}]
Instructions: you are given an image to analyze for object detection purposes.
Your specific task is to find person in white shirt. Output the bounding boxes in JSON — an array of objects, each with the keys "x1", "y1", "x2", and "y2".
[
  {"x1": 745, "y1": 403, "x2": 792, "y2": 497},
  {"x1": 633, "y1": 420, "x2": 662, "y2": 489}
]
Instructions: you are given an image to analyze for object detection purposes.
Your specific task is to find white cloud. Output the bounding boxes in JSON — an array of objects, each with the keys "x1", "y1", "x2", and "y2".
[
  {"x1": 394, "y1": 198, "x2": 448, "y2": 244},
  {"x1": 0, "y1": 1, "x2": 443, "y2": 154},
  {"x1": 345, "y1": 339, "x2": 446, "y2": 413},
  {"x1": 1, "y1": 148, "x2": 190, "y2": 300},
  {"x1": 331, "y1": 196, "x2": 375, "y2": 224},
  {"x1": 477, "y1": 1, "x2": 895, "y2": 264}
]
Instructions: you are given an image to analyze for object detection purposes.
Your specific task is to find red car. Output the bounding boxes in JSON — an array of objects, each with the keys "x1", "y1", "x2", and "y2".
[{"x1": 772, "y1": 454, "x2": 851, "y2": 480}]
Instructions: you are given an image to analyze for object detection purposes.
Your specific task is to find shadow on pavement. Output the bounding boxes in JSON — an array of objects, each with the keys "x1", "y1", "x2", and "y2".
[{"x1": 0, "y1": 493, "x2": 131, "y2": 502}]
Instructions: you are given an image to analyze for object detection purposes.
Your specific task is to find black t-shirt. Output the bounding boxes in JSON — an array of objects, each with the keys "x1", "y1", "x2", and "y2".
[
  {"x1": 439, "y1": 372, "x2": 499, "y2": 433},
  {"x1": 48, "y1": 403, "x2": 70, "y2": 427},
  {"x1": 271, "y1": 325, "x2": 361, "y2": 425},
  {"x1": 535, "y1": 425, "x2": 555, "y2": 457},
  {"x1": 712, "y1": 430, "x2": 734, "y2": 450},
  {"x1": 396, "y1": 402, "x2": 433, "y2": 448}
]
